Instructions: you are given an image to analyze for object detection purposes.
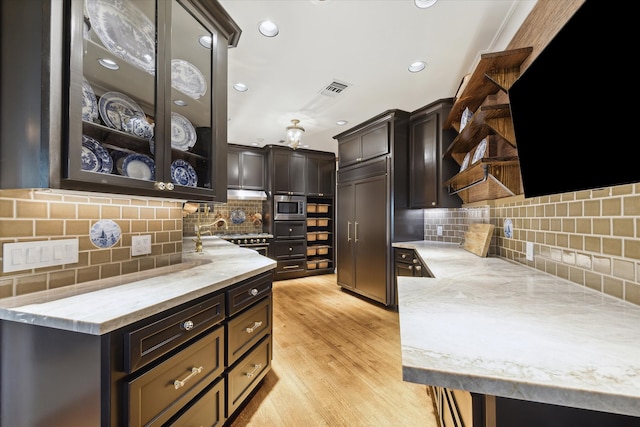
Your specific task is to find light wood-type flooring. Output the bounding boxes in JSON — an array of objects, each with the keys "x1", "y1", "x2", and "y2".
[{"x1": 229, "y1": 273, "x2": 439, "y2": 427}]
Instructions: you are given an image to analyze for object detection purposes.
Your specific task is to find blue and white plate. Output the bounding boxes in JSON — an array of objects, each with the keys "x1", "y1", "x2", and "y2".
[
  {"x1": 170, "y1": 112, "x2": 197, "y2": 151},
  {"x1": 110, "y1": 150, "x2": 129, "y2": 175},
  {"x1": 230, "y1": 209, "x2": 246, "y2": 224},
  {"x1": 82, "y1": 135, "x2": 113, "y2": 174},
  {"x1": 171, "y1": 59, "x2": 207, "y2": 99},
  {"x1": 82, "y1": 77, "x2": 99, "y2": 123},
  {"x1": 122, "y1": 153, "x2": 155, "y2": 181},
  {"x1": 459, "y1": 152, "x2": 471, "y2": 172},
  {"x1": 89, "y1": 219, "x2": 121, "y2": 249},
  {"x1": 98, "y1": 91, "x2": 146, "y2": 131},
  {"x1": 472, "y1": 138, "x2": 487, "y2": 164},
  {"x1": 504, "y1": 218, "x2": 513, "y2": 239},
  {"x1": 170, "y1": 159, "x2": 198, "y2": 186},
  {"x1": 85, "y1": 0, "x2": 156, "y2": 75}
]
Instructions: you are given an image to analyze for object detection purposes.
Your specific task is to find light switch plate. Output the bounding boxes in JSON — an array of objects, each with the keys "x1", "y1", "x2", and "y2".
[
  {"x1": 132, "y1": 235, "x2": 152, "y2": 256},
  {"x1": 437, "y1": 225, "x2": 443, "y2": 236},
  {"x1": 2, "y1": 239, "x2": 79, "y2": 273},
  {"x1": 526, "y1": 241, "x2": 534, "y2": 261}
]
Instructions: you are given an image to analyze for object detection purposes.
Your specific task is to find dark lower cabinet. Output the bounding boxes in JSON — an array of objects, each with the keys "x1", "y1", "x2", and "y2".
[
  {"x1": 430, "y1": 386, "x2": 639, "y2": 427},
  {"x1": 0, "y1": 271, "x2": 274, "y2": 427}
]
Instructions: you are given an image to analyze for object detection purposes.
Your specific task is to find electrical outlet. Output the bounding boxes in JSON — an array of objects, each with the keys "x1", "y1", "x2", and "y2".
[
  {"x1": 437, "y1": 225, "x2": 443, "y2": 236},
  {"x1": 526, "y1": 241, "x2": 534, "y2": 261},
  {"x1": 132, "y1": 235, "x2": 152, "y2": 256}
]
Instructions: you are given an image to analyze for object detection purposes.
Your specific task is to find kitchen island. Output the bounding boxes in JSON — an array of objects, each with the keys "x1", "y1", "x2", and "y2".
[
  {"x1": 1, "y1": 237, "x2": 276, "y2": 427},
  {"x1": 394, "y1": 241, "x2": 640, "y2": 426}
]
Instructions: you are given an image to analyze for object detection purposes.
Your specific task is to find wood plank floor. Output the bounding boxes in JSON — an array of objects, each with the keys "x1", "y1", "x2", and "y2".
[{"x1": 229, "y1": 273, "x2": 438, "y2": 427}]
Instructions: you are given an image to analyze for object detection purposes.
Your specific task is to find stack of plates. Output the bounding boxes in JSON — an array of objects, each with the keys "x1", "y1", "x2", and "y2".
[
  {"x1": 170, "y1": 112, "x2": 197, "y2": 151},
  {"x1": 82, "y1": 135, "x2": 113, "y2": 174}
]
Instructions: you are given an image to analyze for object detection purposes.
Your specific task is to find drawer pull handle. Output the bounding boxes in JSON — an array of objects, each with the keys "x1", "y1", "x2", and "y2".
[
  {"x1": 246, "y1": 321, "x2": 263, "y2": 333},
  {"x1": 182, "y1": 320, "x2": 194, "y2": 331},
  {"x1": 249, "y1": 288, "x2": 259, "y2": 296},
  {"x1": 245, "y1": 363, "x2": 262, "y2": 378},
  {"x1": 174, "y1": 366, "x2": 203, "y2": 390}
]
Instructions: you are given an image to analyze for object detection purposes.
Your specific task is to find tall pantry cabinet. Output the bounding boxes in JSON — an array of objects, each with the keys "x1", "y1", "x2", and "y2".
[{"x1": 334, "y1": 110, "x2": 423, "y2": 307}]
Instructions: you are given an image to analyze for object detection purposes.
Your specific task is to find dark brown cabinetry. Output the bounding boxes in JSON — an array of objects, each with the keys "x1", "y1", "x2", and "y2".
[
  {"x1": 0, "y1": 0, "x2": 240, "y2": 201},
  {"x1": 271, "y1": 220, "x2": 307, "y2": 280},
  {"x1": 429, "y1": 386, "x2": 639, "y2": 427},
  {"x1": 409, "y1": 99, "x2": 461, "y2": 209},
  {"x1": 267, "y1": 146, "x2": 306, "y2": 195},
  {"x1": 227, "y1": 144, "x2": 266, "y2": 191},
  {"x1": 334, "y1": 110, "x2": 422, "y2": 307},
  {"x1": 394, "y1": 248, "x2": 430, "y2": 280},
  {"x1": 0, "y1": 271, "x2": 273, "y2": 426},
  {"x1": 305, "y1": 151, "x2": 336, "y2": 196}
]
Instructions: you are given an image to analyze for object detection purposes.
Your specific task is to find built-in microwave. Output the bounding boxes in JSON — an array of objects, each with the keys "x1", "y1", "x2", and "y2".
[{"x1": 273, "y1": 195, "x2": 306, "y2": 220}]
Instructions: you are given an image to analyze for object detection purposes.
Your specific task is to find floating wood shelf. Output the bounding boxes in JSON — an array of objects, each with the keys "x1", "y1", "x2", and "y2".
[{"x1": 443, "y1": 47, "x2": 532, "y2": 204}]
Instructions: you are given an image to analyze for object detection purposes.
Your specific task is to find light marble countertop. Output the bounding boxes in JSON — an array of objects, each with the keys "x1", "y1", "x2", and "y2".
[
  {"x1": 0, "y1": 237, "x2": 276, "y2": 335},
  {"x1": 393, "y1": 241, "x2": 640, "y2": 418}
]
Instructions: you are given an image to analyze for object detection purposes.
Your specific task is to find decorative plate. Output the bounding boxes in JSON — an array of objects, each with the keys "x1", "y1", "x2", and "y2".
[
  {"x1": 171, "y1": 59, "x2": 207, "y2": 99},
  {"x1": 82, "y1": 135, "x2": 113, "y2": 174},
  {"x1": 459, "y1": 152, "x2": 471, "y2": 172},
  {"x1": 460, "y1": 107, "x2": 473, "y2": 130},
  {"x1": 230, "y1": 209, "x2": 246, "y2": 224},
  {"x1": 85, "y1": 0, "x2": 156, "y2": 75},
  {"x1": 472, "y1": 137, "x2": 487, "y2": 164},
  {"x1": 98, "y1": 91, "x2": 146, "y2": 131},
  {"x1": 82, "y1": 77, "x2": 99, "y2": 123},
  {"x1": 170, "y1": 112, "x2": 197, "y2": 151},
  {"x1": 504, "y1": 218, "x2": 513, "y2": 239},
  {"x1": 89, "y1": 219, "x2": 121, "y2": 249},
  {"x1": 170, "y1": 159, "x2": 198, "y2": 186},
  {"x1": 122, "y1": 153, "x2": 155, "y2": 181}
]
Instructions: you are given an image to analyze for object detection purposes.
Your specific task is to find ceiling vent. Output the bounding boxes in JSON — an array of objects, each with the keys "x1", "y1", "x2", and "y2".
[{"x1": 319, "y1": 80, "x2": 350, "y2": 97}]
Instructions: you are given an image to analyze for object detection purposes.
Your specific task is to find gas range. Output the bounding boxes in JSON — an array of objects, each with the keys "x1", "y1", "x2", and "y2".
[{"x1": 217, "y1": 233, "x2": 273, "y2": 246}]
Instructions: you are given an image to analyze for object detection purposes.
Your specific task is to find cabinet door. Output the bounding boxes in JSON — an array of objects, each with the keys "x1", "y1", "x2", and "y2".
[
  {"x1": 272, "y1": 150, "x2": 306, "y2": 195},
  {"x1": 409, "y1": 113, "x2": 439, "y2": 208},
  {"x1": 338, "y1": 135, "x2": 362, "y2": 168},
  {"x1": 241, "y1": 150, "x2": 266, "y2": 190},
  {"x1": 360, "y1": 122, "x2": 389, "y2": 162},
  {"x1": 306, "y1": 154, "x2": 335, "y2": 196},
  {"x1": 336, "y1": 183, "x2": 355, "y2": 289},
  {"x1": 62, "y1": 0, "x2": 235, "y2": 201},
  {"x1": 353, "y1": 175, "x2": 388, "y2": 303},
  {"x1": 227, "y1": 149, "x2": 241, "y2": 188}
]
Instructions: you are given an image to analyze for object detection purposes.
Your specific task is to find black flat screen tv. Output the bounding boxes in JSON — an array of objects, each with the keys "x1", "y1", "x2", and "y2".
[{"x1": 508, "y1": 0, "x2": 631, "y2": 198}]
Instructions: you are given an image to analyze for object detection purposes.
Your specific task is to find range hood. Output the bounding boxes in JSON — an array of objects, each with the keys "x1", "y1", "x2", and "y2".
[{"x1": 226, "y1": 189, "x2": 268, "y2": 201}]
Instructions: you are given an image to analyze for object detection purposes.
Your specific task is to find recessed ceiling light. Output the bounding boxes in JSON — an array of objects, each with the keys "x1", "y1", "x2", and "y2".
[
  {"x1": 336, "y1": 120, "x2": 348, "y2": 126},
  {"x1": 173, "y1": 99, "x2": 187, "y2": 106},
  {"x1": 408, "y1": 61, "x2": 427, "y2": 73},
  {"x1": 233, "y1": 83, "x2": 248, "y2": 92},
  {"x1": 198, "y1": 35, "x2": 212, "y2": 49},
  {"x1": 97, "y1": 58, "x2": 119, "y2": 70},
  {"x1": 414, "y1": 0, "x2": 437, "y2": 9},
  {"x1": 258, "y1": 20, "x2": 279, "y2": 37}
]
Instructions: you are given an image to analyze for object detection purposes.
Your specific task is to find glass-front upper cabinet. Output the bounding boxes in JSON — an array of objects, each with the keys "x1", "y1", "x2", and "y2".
[{"x1": 65, "y1": 0, "x2": 240, "y2": 201}]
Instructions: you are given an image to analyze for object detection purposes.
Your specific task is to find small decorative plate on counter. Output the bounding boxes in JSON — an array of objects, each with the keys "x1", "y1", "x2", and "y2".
[
  {"x1": 89, "y1": 219, "x2": 121, "y2": 248},
  {"x1": 230, "y1": 209, "x2": 246, "y2": 224},
  {"x1": 170, "y1": 159, "x2": 198, "y2": 186},
  {"x1": 504, "y1": 218, "x2": 513, "y2": 239}
]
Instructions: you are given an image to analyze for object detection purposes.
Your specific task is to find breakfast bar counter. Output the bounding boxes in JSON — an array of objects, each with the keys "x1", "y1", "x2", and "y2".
[{"x1": 393, "y1": 241, "x2": 640, "y2": 420}]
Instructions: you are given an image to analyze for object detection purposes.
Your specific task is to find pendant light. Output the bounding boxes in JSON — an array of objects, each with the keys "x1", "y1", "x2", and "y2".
[{"x1": 286, "y1": 119, "x2": 305, "y2": 149}]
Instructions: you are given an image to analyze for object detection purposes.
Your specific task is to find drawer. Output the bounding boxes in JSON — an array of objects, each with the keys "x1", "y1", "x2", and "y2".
[
  {"x1": 226, "y1": 336, "x2": 272, "y2": 417},
  {"x1": 127, "y1": 327, "x2": 225, "y2": 427},
  {"x1": 166, "y1": 378, "x2": 226, "y2": 427},
  {"x1": 395, "y1": 248, "x2": 415, "y2": 262},
  {"x1": 273, "y1": 221, "x2": 306, "y2": 239},
  {"x1": 226, "y1": 295, "x2": 272, "y2": 366},
  {"x1": 226, "y1": 271, "x2": 272, "y2": 317},
  {"x1": 271, "y1": 240, "x2": 306, "y2": 260},
  {"x1": 274, "y1": 259, "x2": 306, "y2": 276},
  {"x1": 125, "y1": 293, "x2": 225, "y2": 373}
]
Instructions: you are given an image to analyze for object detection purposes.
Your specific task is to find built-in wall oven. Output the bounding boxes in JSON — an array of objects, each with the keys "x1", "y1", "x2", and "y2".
[{"x1": 273, "y1": 195, "x2": 306, "y2": 221}]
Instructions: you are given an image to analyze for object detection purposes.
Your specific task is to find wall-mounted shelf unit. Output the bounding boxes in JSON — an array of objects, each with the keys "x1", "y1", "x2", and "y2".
[{"x1": 443, "y1": 47, "x2": 532, "y2": 204}]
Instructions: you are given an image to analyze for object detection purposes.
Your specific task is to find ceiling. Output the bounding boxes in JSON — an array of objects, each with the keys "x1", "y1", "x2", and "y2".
[{"x1": 219, "y1": 0, "x2": 537, "y2": 155}]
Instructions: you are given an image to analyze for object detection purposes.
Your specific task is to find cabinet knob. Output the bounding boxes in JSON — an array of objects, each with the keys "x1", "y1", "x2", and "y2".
[
  {"x1": 154, "y1": 182, "x2": 166, "y2": 190},
  {"x1": 182, "y1": 320, "x2": 194, "y2": 331},
  {"x1": 166, "y1": 182, "x2": 174, "y2": 191},
  {"x1": 249, "y1": 288, "x2": 259, "y2": 296}
]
